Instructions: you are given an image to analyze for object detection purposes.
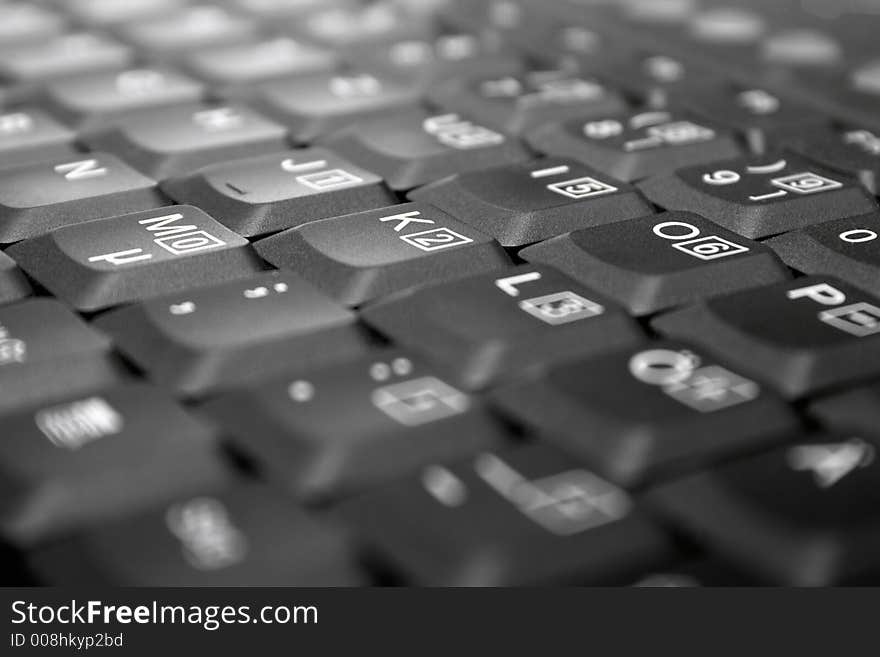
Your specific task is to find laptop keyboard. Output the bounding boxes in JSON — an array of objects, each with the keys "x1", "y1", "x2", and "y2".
[{"x1": 2, "y1": 0, "x2": 880, "y2": 586}]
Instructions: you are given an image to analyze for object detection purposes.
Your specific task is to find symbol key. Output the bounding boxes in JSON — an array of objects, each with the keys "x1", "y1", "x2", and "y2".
[
  {"x1": 336, "y1": 444, "x2": 674, "y2": 585},
  {"x1": 428, "y1": 69, "x2": 629, "y2": 136},
  {"x1": 526, "y1": 109, "x2": 742, "y2": 182},
  {"x1": 638, "y1": 152, "x2": 879, "y2": 239},
  {"x1": 0, "y1": 383, "x2": 229, "y2": 548},
  {"x1": 7, "y1": 206, "x2": 265, "y2": 311},
  {"x1": 652, "y1": 276, "x2": 880, "y2": 398},
  {"x1": 0, "y1": 108, "x2": 77, "y2": 169},
  {"x1": 83, "y1": 103, "x2": 289, "y2": 181},
  {"x1": 323, "y1": 109, "x2": 532, "y2": 191},
  {"x1": 520, "y1": 211, "x2": 791, "y2": 315},
  {"x1": 0, "y1": 298, "x2": 125, "y2": 415},
  {"x1": 490, "y1": 341, "x2": 799, "y2": 487},
  {"x1": 647, "y1": 433, "x2": 880, "y2": 585},
  {"x1": 766, "y1": 213, "x2": 880, "y2": 292},
  {"x1": 30, "y1": 483, "x2": 362, "y2": 585},
  {"x1": 409, "y1": 157, "x2": 654, "y2": 247},
  {"x1": 202, "y1": 351, "x2": 507, "y2": 502},
  {"x1": 161, "y1": 148, "x2": 395, "y2": 237},
  {"x1": 0, "y1": 153, "x2": 164, "y2": 243},
  {"x1": 94, "y1": 271, "x2": 372, "y2": 397},
  {"x1": 253, "y1": 202, "x2": 511, "y2": 306},
  {"x1": 361, "y1": 265, "x2": 644, "y2": 390}
]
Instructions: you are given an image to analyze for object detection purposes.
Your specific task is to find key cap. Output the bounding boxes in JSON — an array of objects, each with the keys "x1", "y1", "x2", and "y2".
[
  {"x1": 361, "y1": 265, "x2": 644, "y2": 390},
  {"x1": 203, "y1": 351, "x2": 507, "y2": 501},
  {"x1": 183, "y1": 37, "x2": 338, "y2": 91},
  {"x1": 84, "y1": 103, "x2": 289, "y2": 181},
  {"x1": 411, "y1": 157, "x2": 652, "y2": 247},
  {"x1": 250, "y1": 71, "x2": 421, "y2": 144},
  {"x1": 786, "y1": 64, "x2": 880, "y2": 133},
  {"x1": 254, "y1": 202, "x2": 511, "y2": 306},
  {"x1": 0, "y1": 251, "x2": 32, "y2": 305},
  {"x1": 357, "y1": 33, "x2": 521, "y2": 89},
  {"x1": 786, "y1": 125, "x2": 880, "y2": 194},
  {"x1": 652, "y1": 276, "x2": 880, "y2": 398},
  {"x1": 94, "y1": 271, "x2": 372, "y2": 397},
  {"x1": 808, "y1": 384, "x2": 880, "y2": 440},
  {"x1": 0, "y1": 33, "x2": 134, "y2": 87},
  {"x1": 0, "y1": 153, "x2": 164, "y2": 243},
  {"x1": 0, "y1": 4, "x2": 65, "y2": 48},
  {"x1": 526, "y1": 109, "x2": 742, "y2": 182},
  {"x1": 632, "y1": 560, "x2": 756, "y2": 586},
  {"x1": 520, "y1": 211, "x2": 791, "y2": 315},
  {"x1": 161, "y1": 148, "x2": 396, "y2": 237},
  {"x1": 766, "y1": 213, "x2": 880, "y2": 292},
  {"x1": 114, "y1": 5, "x2": 260, "y2": 59},
  {"x1": 428, "y1": 69, "x2": 629, "y2": 136},
  {"x1": 63, "y1": 0, "x2": 187, "y2": 25},
  {"x1": 684, "y1": 85, "x2": 831, "y2": 155},
  {"x1": 0, "y1": 298, "x2": 124, "y2": 414},
  {"x1": 8, "y1": 206, "x2": 265, "y2": 311},
  {"x1": 228, "y1": 0, "x2": 357, "y2": 19},
  {"x1": 324, "y1": 109, "x2": 532, "y2": 191},
  {"x1": 289, "y1": 4, "x2": 434, "y2": 50},
  {"x1": 638, "y1": 152, "x2": 879, "y2": 239},
  {"x1": 41, "y1": 67, "x2": 206, "y2": 132},
  {"x1": 337, "y1": 444, "x2": 674, "y2": 585},
  {"x1": 647, "y1": 432, "x2": 880, "y2": 585},
  {"x1": 0, "y1": 108, "x2": 77, "y2": 168},
  {"x1": 491, "y1": 341, "x2": 799, "y2": 487},
  {"x1": 0, "y1": 384, "x2": 229, "y2": 548},
  {"x1": 582, "y1": 52, "x2": 721, "y2": 110},
  {"x1": 30, "y1": 483, "x2": 362, "y2": 586}
]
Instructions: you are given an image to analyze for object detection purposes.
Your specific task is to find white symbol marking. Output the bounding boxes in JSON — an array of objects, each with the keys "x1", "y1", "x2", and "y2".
[
  {"x1": 379, "y1": 210, "x2": 434, "y2": 232},
  {"x1": 398, "y1": 227, "x2": 474, "y2": 252},
  {"x1": 422, "y1": 466, "x2": 468, "y2": 507},
  {"x1": 35, "y1": 397, "x2": 123, "y2": 450},
  {"x1": 518, "y1": 292, "x2": 604, "y2": 325},
  {"x1": 288, "y1": 380, "x2": 314, "y2": 402},
  {"x1": 169, "y1": 302, "x2": 196, "y2": 315},
  {"x1": 423, "y1": 113, "x2": 505, "y2": 149},
  {"x1": 88, "y1": 248, "x2": 153, "y2": 266},
  {"x1": 787, "y1": 439, "x2": 875, "y2": 488},
  {"x1": 165, "y1": 498, "x2": 248, "y2": 571},
  {"x1": 840, "y1": 228, "x2": 878, "y2": 243},
  {"x1": 192, "y1": 107, "x2": 243, "y2": 132},
  {"x1": 54, "y1": 159, "x2": 107, "y2": 181},
  {"x1": 671, "y1": 235, "x2": 750, "y2": 260},
  {"x1": 770, "y1": 171, "x2": 843, "y2": 194},
  {"x1": 546, "y1": 176, "x2": 618, "y2": 199},
  {"x1": 295, "y1": 168, "x2": 364, "y2": 191},
  {"x1": 746, "y1": 159, "x2": 788, "y2": 174},
  {"x1": 0, "y1": 322, "x2": 25, "y2": 365},
  {"x1": 495, "y1": 272, "x2": 542, "y2": 297},
  {"x1": 819, "y1": 302, "x2": 880, "y2": 336},
  {"x1": 371, "y1": 377, "x2": 470, "y2": 426},
  {"x1": 530, "y1": 165, "x2": 571, "y2": 179},
  {"x1": 281, "y1": 158, "x2": 327, "y2": 173}
]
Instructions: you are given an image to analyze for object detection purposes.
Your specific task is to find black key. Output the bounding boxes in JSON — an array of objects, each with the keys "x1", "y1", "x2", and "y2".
[
  {"x1": 358, "y1": 33, "x2": 521, "y2": 89},
  {"x1": 520, "y1": 211, "x2": 791, "y2": 315},
  {"x1": 0, "y1": 251, "x2": 31, "y2": 305},
  {"x1": 41, "y1": 67, "x2": 206, "y2": 131},
  {"x1": 427, "y1": 69, "x2": 629, "y2": 136},
  {"x1": 786, "y1": 64, "x2": 880, "y2": 134},
  {"x1": 83, "y1": 103, "x2": 289, "y2": 181},
  {"x1": 808, "y1": 384, "x2": 880, "y2": 440},
  {"x1": 162, "y1": 148, "x2": 395, "y2": 238},
  {"x1": 787, "y1": 126, "x2": 880, "y2": 194},
  {"x1": 337, "y1": 444, "x2": 674, "y2": 585},
  {"x1": 289, "y1": 4, "x2": 433, "y2": 49},
  {"x1": 7, "y1": 206, "x2": 265, "y2": 311},
  {"x1": 684, "y1": 85, "x2": 831, "y2": 155},
  {"x1": 0, "y1": 33, "x2": 134, "y2": 87},
  {"x1": 0, "y1": 384, "x2": 229, "y2": 547},
  {"x1": 64, "y1": 0, "x2": 187, "y2": 25},
  {"x1": 652, "y1": 276, "x2": 880, "y2": 398},
  {"x1": 114, "y1": 5, "x2": 260, "y2": 58},
  {"x1": 0, "y1": 109, "x2": 77, "y2": 168},
  {"x1": 766, "y1": 213, "x2": 880, "y2": 292},
  {"x1": 527, "y1": 109, "x2": 742, "y2": 183},
  {"x1": 0, "y1": 298, "x2": 124, "y2": 414},
  {"x1": 254, "y1": 202, "x2": 511, "y2": 306},
  {"x1": 409, "y1": 157, "x2": 654, "y2": 247},
  {"x1": 647, "y1": 433, "x2": 880, "y2": 585},
  {"x1": 362, "y1": 265, "x2": 644, "y2": 390},
  {"x1": 94, "y1": 271, "x2": 372, "y2": 397},
  {"x1": 250, "y1": 71, "x2": 421, "y2": 144},
  {"x1": 183, "y1": 37, "x2": 338, "y2": 90},
  {"x1": 203, "y1": 351, "x2": 507, "y2": 501},
  {"x1": 638, "y1": 152, "x2": 879, "y2": 239},
  {"x1": 0, "y1": 153, "x2": 164, "y2": 243},
  {"x1": 323, "y1": 109, "x2": 532, "y2": 191},
  {"x1": 0, "y1": 4, "x2": 65, "y2": 47},
  {"x1": 30, "y1": 482, "x2": 362, "y2": 586},
  {"x1": 491, "y1": 341, "x2": 799, "y2": 487}
]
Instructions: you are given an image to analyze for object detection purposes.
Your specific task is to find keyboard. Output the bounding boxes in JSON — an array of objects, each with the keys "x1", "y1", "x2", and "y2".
[{"x1": 3, "y1": 0, "x2": 880, "y2": 587}]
